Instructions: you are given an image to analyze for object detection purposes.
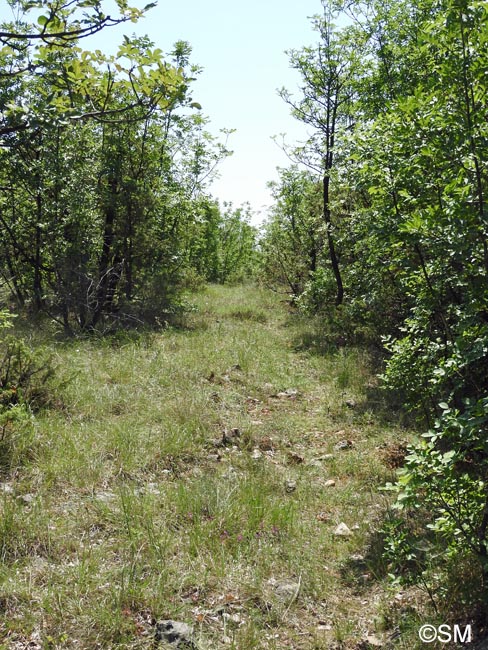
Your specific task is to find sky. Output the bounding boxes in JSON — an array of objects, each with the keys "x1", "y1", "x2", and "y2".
[
  {"x1": 90, "y1": 0, "x2": 323, "y2": 222},
  {"x1": 1, "y1": 0, "x2": 324, "y2": 222}
]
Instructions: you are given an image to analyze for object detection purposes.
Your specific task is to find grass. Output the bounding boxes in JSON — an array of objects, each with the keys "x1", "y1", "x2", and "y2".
[{"x1": 0, "y1": 284, "x2": 427, "y2": 649}]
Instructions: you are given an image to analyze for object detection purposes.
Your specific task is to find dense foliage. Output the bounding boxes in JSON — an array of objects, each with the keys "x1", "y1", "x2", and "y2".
[
  {"x1": 0, "y1": 1, "x2": 257, "y2": 333},
  {"x1": 262, "y1": 0, "x2": 488, "y2": 610}
]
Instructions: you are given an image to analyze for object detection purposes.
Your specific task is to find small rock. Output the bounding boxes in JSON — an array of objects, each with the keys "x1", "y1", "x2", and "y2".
[
  {"x1": 285, "y1": 480, "x2": 297, "y2": 493},
  {"x1": 0, "y1": 483, "x2": 14, "y2": 494},
  {"x1": 258, "y1": 436, "x2": 274, "y2": 451},
  {"x1": 345, "y1": 399, "x2": 356, "y2": 408},
  {"x1": 365, "y1": 634, "x2": 384, "y2": 647},
  {"x1": 206, "y1": 453, "x2": 221, "y2": 462},
  {"x1": 315, "y1": 454, "x2": 334, "y2": 461},
  {"x1": 274, "y1": 388, "x2": 299, "y2": 399},
  {"x1": 309, "y1": 460, "x2": 323, "y2": 468},
  {"x1": 316, "y1": 512, "x2": 331, "y2": 522},
  {"x1": 222, "y1": 612, "x2": 242, "y2": 625},
  {"x1": 246, "y1": 397, "x2": 260, "y2": 405},
  {"x1": 286, "y1": 452, "x2": 304, "y2": 465},
  {"x1": 94, "y1": 491, "x2": 116, "y2": 503},
  {"x1": 222, "y1": 428, "x2": 241, "y2": 445},
  {"x1": 334, "y1": 440, "x2": 353, "y2": 451},
  {"x1": 324, "y1": 479, "x2": 336, "y2": 488},
  {"x1": 269, "y1": 578, "x2": 300, "y2": 602},
  {"x1": 333, "y1": 522, "x2": 353, "y2": 537},
  {"x1": 18, "y1": 493, "x2": 35, "y2": 504},
  {"x1": 251, "y1": 448, "x2": 262, "y2": 460},
  {"x1": 155, "y1": 620, "x2": 197, "y2": 648}
]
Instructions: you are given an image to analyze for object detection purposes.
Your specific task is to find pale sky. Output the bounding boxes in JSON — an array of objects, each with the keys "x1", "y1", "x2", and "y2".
[
  {"x1": 2, "y1": 0, "x2": 324, "y2": 221},
  {"x1": 92, "y1": 0, "x2": 322, "y2": 220}
]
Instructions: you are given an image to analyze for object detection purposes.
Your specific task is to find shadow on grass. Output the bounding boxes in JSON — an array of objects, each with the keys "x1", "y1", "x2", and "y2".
[
  {"x1": 339, "y1": 509, "x2": 488, "y2": 649},
  {"x1": 285, "y1": 312, "x2": 417, "y2": 428}
]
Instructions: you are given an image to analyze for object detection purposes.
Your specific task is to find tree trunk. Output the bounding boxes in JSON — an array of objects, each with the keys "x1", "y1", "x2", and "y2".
[
  {"x1": 90, "y1": 176, "x2": 119, "y2": 328},
  {"x1": 323, "y1": 173, "x2": 343, "y2": 305}
]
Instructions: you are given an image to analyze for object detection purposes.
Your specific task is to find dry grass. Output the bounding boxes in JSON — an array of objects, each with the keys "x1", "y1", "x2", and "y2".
[{"x1": 0, "y1": 285, "x2": 425, "y2": 649}]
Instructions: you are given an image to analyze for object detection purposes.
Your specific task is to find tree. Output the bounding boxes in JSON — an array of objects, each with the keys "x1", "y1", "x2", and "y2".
[
  {"x1": 279, "y1": 2, "x2": 366, "y2": 305},
  {"x1": 261, "y1": 167, "x2": 322, "y2": 299},
  {"x1": 343, "y1": 0, "x2": 488, "y2": 595},
  {"x1": 0, "y1": 23, "x2": 234, "y2": 331}
]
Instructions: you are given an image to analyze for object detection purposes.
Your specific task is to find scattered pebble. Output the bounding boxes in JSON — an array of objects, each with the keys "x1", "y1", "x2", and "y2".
[
  {"x1": 222, "y1": 428, "x2": 241, "y2": 445},
  {"x1": 323, "y1": 479, "x2": 336, "y2": 487},
  {"x1": 315, "y1": 454, "x2": 334, "y2": 461},
  {"x1": 334, "y1": 440, "x2": 353, "y2": 451},
  {"x1": 287, "y1": 452, "x2": 304, "y2": 465},
  {"x1": 268, "y1": 578, "x2": 300, "y2": 602},
  {"x1": 333, "y1": 522, "x2": 353, "y2": 537},
  {"x1": 155, "y1": 619, "x2": 197, "y2": 648},
  {"x1": 285, "y1": 480, "x2": 297, "y2": 493},
  {"x1": 17, "y1": 493, "x2": 35, "y2": 504},
  {"x1": 258, "y1": 436, "x2": 274, "y2": 451},
  {"x1": 222, "y1": 613, "x2": 242, "y2": 625},
  {"x1": 275, "y1": 388, "x2": 299, "y2": 398},
  {"x1": 364, "y1": 634, "x2": 384, "y2": 647}
]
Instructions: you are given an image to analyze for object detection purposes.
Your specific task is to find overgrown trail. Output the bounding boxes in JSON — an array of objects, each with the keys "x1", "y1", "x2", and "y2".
[{"x1": 1, "y1": 286, "x2": 412, "y2": 649}]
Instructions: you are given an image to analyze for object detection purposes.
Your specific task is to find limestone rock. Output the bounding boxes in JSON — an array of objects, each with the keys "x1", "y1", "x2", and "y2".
[
  {"x1": 155, "y1": 620, "x2": 198, "y2": 648},
  {"x1": 333, "y1": 522, "x2": 352, "y2": 537},
  {"x1": 285, "y1": 480, "x2": 297, "y2": 493},
  {"x1": 334, "y1": 440, "x2": 353, "y2": 451}
]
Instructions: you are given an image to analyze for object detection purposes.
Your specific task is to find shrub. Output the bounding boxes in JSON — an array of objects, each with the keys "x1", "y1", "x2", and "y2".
[
  {"x1": 0, "y1": 312, "x2": 56, "y2": 471},
  {"x1": 386, "y1": 398, "x2": 488, "y2": 597}
]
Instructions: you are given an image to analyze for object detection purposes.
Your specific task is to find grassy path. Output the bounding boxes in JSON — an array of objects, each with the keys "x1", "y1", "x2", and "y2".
[{"x1": 0, "y1": 285, "x2": 413, "y2": 649}]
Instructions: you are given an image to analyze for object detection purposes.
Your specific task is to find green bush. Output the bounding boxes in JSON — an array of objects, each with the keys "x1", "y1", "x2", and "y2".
[
  {"x1": 0, "y1": 312, "x2": 56, "y2": 471},
  {"x1": 386, "y1": 398, "x2": 488, "y2": 596}
]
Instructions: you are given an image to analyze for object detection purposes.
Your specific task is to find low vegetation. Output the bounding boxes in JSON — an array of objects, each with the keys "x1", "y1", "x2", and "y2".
[{"x1": 0, "y1": 285, "x2": 424, "y2": 649}]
